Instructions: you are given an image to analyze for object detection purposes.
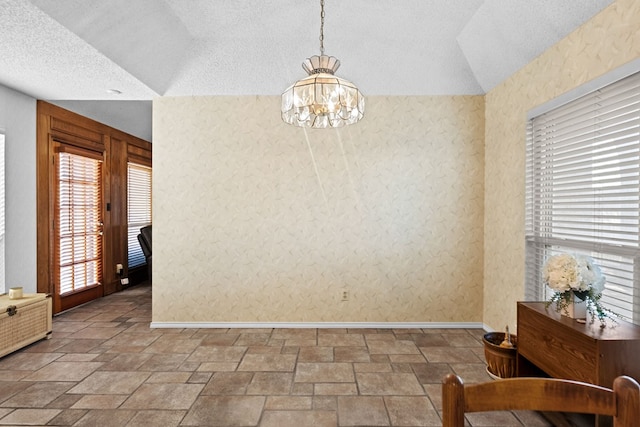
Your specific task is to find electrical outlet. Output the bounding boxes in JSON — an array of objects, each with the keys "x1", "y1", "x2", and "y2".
[
  {"x1": 121, "y1": 278, "x2": 129, "y2": 285},
  {"x1": 341, "y1": 290, "x2": 349, "y2": 301}
]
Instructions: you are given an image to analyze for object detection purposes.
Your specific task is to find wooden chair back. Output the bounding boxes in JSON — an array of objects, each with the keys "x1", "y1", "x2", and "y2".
[{"x1": 442, "y1": 374, "x2": 640, "y2": 427}]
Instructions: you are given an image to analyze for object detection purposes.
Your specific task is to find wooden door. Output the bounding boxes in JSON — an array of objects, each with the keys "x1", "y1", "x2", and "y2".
[{"x1": 53, "y1": 143, "x2": 105, "y2": 312}]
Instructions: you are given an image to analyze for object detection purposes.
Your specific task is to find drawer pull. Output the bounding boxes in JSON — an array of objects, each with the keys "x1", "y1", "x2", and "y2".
[{"x1": 6, "y1": 305, "x2": 17, "y2": 316}]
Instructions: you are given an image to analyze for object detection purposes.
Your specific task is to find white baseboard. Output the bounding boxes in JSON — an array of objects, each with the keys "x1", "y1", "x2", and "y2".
[
  {"x1": 149, "y1": 321, "x2": 485, "y2": 329},
  {"x1": 482, "y1": 323, "x2": 496, "y2": 332}
]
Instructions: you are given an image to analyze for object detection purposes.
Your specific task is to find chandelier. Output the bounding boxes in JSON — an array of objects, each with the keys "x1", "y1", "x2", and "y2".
[{"x1": 281, "y1": 0, "x2": 364, "y2": 128}]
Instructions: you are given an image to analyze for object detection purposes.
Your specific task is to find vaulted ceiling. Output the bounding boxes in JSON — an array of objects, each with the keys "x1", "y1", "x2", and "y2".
[{"x1": 0, "y1": 0, "x2": 613, "y2": 140}]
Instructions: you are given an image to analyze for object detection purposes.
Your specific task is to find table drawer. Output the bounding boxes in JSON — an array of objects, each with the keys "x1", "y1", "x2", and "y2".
[{"x1": 518, "y1": 304, "x2": 597, "y2": 383}]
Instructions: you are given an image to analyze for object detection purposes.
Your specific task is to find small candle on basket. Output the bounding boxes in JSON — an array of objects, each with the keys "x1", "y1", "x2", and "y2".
[{"x1": 9, "y1": 287, "x2": 23, "y2": 299}]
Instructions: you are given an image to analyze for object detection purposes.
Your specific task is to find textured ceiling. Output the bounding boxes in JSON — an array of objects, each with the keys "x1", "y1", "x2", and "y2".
[{"x1": 0, "y1": 0, "x2": 614, "y2": 140}]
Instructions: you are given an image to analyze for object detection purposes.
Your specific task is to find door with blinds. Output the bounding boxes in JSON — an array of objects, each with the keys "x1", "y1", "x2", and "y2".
[{"x1": 54, "y1": 144, "x2": 105, "y2": 312}]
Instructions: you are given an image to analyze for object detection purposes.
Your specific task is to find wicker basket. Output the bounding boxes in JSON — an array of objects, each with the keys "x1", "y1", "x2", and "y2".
[
  {"x1": 483, "y1": 332, "x2": 517, "y2": 379},
  {"x1": 1, "y1": 293, "x2": 52, "y2": 358}
]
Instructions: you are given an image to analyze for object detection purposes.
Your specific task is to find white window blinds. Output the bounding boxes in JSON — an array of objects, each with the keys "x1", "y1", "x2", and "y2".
[
  {"x1": 525, "y1": 71, "x2": 640, "y2": 324},
  {"x1": 57, "y1": 151, "x2": 103, "y2": 295},
  {"x1": 127, "y1": 162, "x2": 152, "y2": 268}
]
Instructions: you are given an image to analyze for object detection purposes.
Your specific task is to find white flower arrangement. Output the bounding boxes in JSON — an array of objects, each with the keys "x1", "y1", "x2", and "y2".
[{"x1": 543, "y1": 253, "x2": 615, "y2": 327}]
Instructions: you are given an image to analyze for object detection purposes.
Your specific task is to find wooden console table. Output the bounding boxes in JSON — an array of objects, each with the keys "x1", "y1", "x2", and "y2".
[{"x1": 517, "y1": 302, "x2": 640, "y2": 426}]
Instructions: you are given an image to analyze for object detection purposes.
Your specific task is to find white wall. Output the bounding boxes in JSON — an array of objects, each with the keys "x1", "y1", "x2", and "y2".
[{"x1": 0, "y1": 84, "x2": 37, "y2": 292}]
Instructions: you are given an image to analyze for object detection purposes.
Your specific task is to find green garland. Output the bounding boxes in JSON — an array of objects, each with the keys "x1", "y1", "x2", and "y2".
[{"x1": 546, "y1": 289, "x2": 618, "y2": 328}]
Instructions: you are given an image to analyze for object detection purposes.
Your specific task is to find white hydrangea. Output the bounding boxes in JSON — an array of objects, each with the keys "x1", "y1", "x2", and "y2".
[
  {"x1": 543, "y1": 253, "x2": 605, "y2": 293},
  {"x1": 544, "y1": 253, "x2": 616, "y2": 327},
  {"x1": 575, "y1": 254, "x2": 606, "y2": 294},
  {"x1": 543, "y1": 253, "x2": 579, "y2": 292}
]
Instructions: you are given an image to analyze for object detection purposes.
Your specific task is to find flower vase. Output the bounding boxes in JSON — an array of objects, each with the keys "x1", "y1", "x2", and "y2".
[{"x1": 563, "y1": 292, "x2": 587, "y2": 319}]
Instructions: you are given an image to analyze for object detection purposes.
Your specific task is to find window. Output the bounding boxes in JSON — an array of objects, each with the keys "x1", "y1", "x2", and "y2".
[
  {"x1": 525, "y1": 71, "x2": 640, "y2": 324},
  {"x1": 0, "y1": 133, "x2": 4, "y2": 293},
  {"x1": 56, "y1": 149, "x2": 103, "y2": 295},
  {"x1": 127, "y1": 162, "x2": 152, "y2": 268}
]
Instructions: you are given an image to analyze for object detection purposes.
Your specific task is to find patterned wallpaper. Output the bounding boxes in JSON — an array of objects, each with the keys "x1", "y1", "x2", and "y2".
[
  {"x1": 153, "y1": 96, "x2": 484, "y2": 324},
  {"x1": 483, "y1": 0, "x2": 640, "y2": 331}
]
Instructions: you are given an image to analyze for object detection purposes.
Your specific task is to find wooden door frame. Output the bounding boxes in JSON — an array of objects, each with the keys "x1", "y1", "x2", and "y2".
[
  {"x1": 36, "y1": 102, "x2": 151, "y2": 314},
  {"x1": 37, "y1": 105, "x2": 108, "y2": 314},
  {"x1": 52, "y1": 142, "x2": 106, "y2": 313}
]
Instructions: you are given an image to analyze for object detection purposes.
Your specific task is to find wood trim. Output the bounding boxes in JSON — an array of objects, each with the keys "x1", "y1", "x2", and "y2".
[
  {"x1": 127, "y1": 139, "x2": 152, "y2": 166},
  {"x1": 128, "y1": 154, "x2": 152, "y2": 167},
  {"x1": 54, "y1": 143, "x2": 105, "y2": 160},
  {"x1": 127, "y1": 143, "x2": 151, "y2": 157},
  {"x1": 36, "y1": 101, "x2": 151, "y2": 313},
  {"x1": 36, "y1": 110, "x2": 53, "y2": 296},
  {"x1": 50, "y1": 117, "x2": 102, "y2": 144},
  {"x1": 106, "y1": 136, "x2": 129, "y2": 294},
  {"x1": 58, "y1": 285, "x2": 104, "y2": 312},
  {"x1": 51, "y1": 133, "x2": 104, "y2": 153},
  {"x1": 102, "y1": 135, "x2": 114, "y2": 296},
  {"x1": 126, "y1": 137, "x2": 151, "y2": 151}
]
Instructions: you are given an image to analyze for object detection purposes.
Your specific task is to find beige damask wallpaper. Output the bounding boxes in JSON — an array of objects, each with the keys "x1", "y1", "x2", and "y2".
[
  {"x1": 483, "y1": 0, "x2": 640, "y2": 330},
  {"x1": 153, "y1": 96, "x2": 484, "y2": 324}
]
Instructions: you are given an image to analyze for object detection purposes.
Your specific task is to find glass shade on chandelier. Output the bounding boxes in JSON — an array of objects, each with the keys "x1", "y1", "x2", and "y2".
[{"x1": 281, "y1": 55, "x2": 365, "y2": 129}]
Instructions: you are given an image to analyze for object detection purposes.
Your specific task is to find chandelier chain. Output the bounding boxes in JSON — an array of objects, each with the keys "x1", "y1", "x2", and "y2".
[{"x1": 319, "y1": 0, "x2": 325, "y2": 55}]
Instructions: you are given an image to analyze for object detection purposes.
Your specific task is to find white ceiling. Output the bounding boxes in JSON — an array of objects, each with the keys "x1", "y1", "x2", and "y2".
[{"x1": 0, "y1": 0, "x2": 613, "y2": 140}]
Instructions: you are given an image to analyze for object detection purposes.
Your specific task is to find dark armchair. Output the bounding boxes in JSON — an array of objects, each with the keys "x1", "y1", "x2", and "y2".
[{"x1": 137, "y1": 225, "x2": 152, "y2": 281}]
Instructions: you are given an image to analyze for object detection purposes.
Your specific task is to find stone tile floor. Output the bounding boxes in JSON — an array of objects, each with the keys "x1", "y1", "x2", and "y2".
[{"x1": 0, "y1": 283, "x2": 553, "y2": 426}]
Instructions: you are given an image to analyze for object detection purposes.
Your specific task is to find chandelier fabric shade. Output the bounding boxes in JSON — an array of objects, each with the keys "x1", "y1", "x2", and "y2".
[
  {"x1": 281, "y1": 55, "x2": 364, "y2": 128},
  {"x1": 281, "y1": 0, "x2": 364, "y2": 129}
]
